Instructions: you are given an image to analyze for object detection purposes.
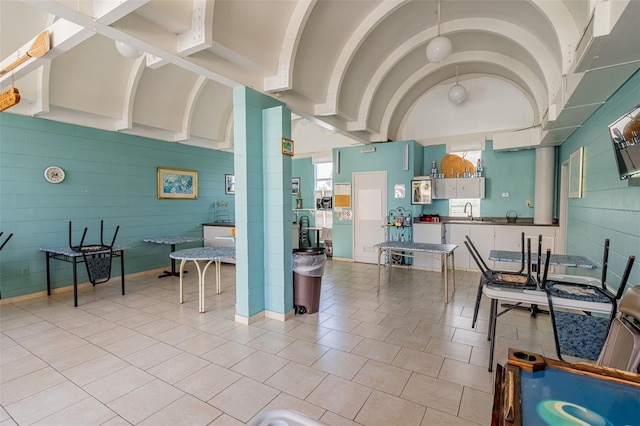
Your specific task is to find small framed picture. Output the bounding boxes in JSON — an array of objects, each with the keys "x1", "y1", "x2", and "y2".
[
  {"x1": 282, "y1": 138, "x2": 294, "y2": 156},
  {"x1": 225, "y1": 174, "x2": 235, "y2": 195},
  {"x1": 569, "y1": 147, "x2": 583, "y2": 198},
  {"x1": 291, "y1": 177, "x2": 300, "y2": 195},
  {"x1": 157, "y1": 167, "x2": 198, "y2": 199},
  {"x1": 411, "y1": 178, "x2": 432, "y2": 205}
]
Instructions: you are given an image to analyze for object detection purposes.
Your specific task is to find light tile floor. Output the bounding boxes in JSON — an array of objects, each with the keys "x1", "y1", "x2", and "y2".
[{"x1": 0, "y1": 259, "x2": 560, "y2": 425}]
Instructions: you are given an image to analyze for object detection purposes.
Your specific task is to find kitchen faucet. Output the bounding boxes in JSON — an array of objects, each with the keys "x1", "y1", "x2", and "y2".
[{"x1": 464, "y1": 202, "x2": 473, "y2": 220}]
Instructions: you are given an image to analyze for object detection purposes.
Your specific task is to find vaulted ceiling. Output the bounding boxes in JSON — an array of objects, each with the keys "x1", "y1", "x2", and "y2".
[{"x1": 1, "y1": 0, "x2": 638, "y2": 154}]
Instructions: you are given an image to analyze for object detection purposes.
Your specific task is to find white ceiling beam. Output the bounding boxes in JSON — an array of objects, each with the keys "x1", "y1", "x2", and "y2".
[{"x1": 177, "y1": 0, "x2": 214, "y2": 56}]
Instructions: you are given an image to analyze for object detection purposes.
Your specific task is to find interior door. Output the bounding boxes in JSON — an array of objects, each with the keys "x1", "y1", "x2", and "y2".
[{"x1": 353, "y1": 171, "x2": 387, "y2": 264}]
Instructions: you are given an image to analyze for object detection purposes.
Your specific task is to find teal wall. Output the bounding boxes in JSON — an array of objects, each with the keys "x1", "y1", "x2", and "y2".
[
  {"x1": 481, "y1": 141, "x2": 537, "y2": 218},
  {"x1": 0, "y1": 113, "x2": 233, "y2": 299},
  {"x1": 332, "y1": 140, "x2": 422, "y2": 259},
  {"x1": 422, "y1": 142, "x2": 537, "y2": 218},
  {"x1": 558, "y1": 70, "x2": 640, "y2": 287}
]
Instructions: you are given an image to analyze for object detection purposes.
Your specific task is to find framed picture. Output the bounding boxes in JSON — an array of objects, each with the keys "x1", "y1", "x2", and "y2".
[
  {"x1": 157, "y1": 167, "x2": 198, "y2": 199},
  {"x1": 282, "y1": 137, "x2": 294, "y2": 156},
  {"x1": 291, "y1": 177, "x2": 300, "y2": 195},
  {"x1": 411, "y1": 178, "x2": 432, "y2": 205},
  {"x1": 225, "y1": 174, "x2": 235, "y2": 195},
  {"x1": 569, "y1": 147, "x2": 583, "y2": 198}
]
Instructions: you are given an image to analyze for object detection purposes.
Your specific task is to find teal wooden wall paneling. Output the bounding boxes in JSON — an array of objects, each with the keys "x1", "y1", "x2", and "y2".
[
  {"x1": 0, "y1": 113, "x2": 233, "y2": 299},
  {"x1": 559, "y1": 69, "x2": 640, "y2": 287}
]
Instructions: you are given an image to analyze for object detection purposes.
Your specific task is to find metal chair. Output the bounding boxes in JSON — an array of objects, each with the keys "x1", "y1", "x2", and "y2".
[
  {"x1": 597, "y1": 286, "x2": 640, "y2": 373},
  {"x1": 540, "y1": 248, "x2": 635, "y2": 361},
  {"x1": 466, "y1": 232, "x2": 535, "y2": 328},
  {"x1": 69, "y1": 220, "x2": 120, "y2": 285}
]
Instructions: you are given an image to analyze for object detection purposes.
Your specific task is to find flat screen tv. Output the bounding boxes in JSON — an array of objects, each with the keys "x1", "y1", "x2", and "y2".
[{"x1": 608, "y1": 104, "x2": 640, "y2": 180}]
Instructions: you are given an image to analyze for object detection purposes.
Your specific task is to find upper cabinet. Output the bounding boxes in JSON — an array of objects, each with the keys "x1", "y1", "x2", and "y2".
[{"x1": 434, "y1": 178, "x2": 485, "y2": 199}]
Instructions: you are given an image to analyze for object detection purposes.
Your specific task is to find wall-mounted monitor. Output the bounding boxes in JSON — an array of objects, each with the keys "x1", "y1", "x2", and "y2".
[{"x1": 609, "y1": 104, "x2": 640, "y2": 180}]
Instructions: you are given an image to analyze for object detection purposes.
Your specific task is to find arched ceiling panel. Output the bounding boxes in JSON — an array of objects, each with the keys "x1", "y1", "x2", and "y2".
[
  {"x1": 399, "y1": 76, "x2": 535, "y2": 142},
  {"x1": 190, "y1": 80, "x2": 233, "y2": 142},
  {"x1": 292, "y1": 0, "x2": 379, "y2": 102},
  {"x1": 133, "y1": 64, "x2": 199, "y2": 131},
  {"x1": 49, "y1": 35, "x2": 132, "y2": 119},
  {"x1": 211, "y1": 0, "x2": 297, "y2": 74}
]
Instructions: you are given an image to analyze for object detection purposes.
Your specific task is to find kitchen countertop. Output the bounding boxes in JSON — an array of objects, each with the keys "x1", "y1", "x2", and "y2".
[
  {"x1": 414, "y1": 217, "x2": 558, "y2": 227},
  {"x1": 203, "y1": 222, "x2": 235, "y2": 227}
]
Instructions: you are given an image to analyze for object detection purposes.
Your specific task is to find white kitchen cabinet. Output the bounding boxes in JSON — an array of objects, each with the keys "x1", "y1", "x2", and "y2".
[
  {"x1": 412, "y1": 223, "x2": 444, "y2": 270},
  {"x1": 433, "y1": 178, "x2": 485, "y2": 199},
  {"x1": 203, "y1": 224, "x2": 236, "y2": 264},
  {"x1": 444, "y1": 223, "x2": 558, "y2": 272},
  {"x1": 444, "y1": 224, "x2": 471, "y2": 270},
  {"x1": 468, "y1": 225, "x2": 495, "y2": 271}
]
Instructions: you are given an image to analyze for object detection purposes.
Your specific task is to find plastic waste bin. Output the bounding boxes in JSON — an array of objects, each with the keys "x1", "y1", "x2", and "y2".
[{"x1": 293, "y1": 247, "x2": 327, "y2": 314}]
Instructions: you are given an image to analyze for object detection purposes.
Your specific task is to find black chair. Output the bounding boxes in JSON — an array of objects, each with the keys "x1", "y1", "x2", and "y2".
[
  {"x1": 540, "y1": 248, "x2": 635, "y2": 361},
  {"x1": 466, "y1": 232, "x2": 536, "y2": 328},
  {"x1": 298, "y1": 215, "x2": 311, "y2": 248},
  {"x1": 69, "y1": 220, "x2": 120, "y2": 285}
]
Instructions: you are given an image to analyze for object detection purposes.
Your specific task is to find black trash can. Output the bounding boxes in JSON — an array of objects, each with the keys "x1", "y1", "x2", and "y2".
[{"x1": 293, "y1": 247, "x2": 327, "y2": 314}]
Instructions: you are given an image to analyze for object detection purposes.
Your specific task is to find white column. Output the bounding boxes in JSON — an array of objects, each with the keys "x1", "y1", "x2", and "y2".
[{"x1": 534, "y1": 147, "x2": 555, "y2": 225}]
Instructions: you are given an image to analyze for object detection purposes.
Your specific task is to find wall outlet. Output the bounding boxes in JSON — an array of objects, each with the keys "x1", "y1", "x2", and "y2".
[
  {"x1": 502, "y1": 192, "x2": 509, "y2": 197},
  {"x1": 526, "y1": 200, "x2": 532, "y2": 207}
]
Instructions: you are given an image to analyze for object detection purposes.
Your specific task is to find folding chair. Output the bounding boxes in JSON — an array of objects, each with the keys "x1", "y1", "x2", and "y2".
[
  {"x1": 466, "y1": 232, "x2": 536, "y2": 328},
  {"x1": 597, "y1": 286, "x2": 640, "y2": 373},
  {"x1": 69, "y1": 220, "x2": 120, "y2": 285},
  {"x1": 541, "y1": 248, "x2": 635, "y2": 361},
  {"x1": 464, "y1": 232, "x2": 535, "y2": 328}
]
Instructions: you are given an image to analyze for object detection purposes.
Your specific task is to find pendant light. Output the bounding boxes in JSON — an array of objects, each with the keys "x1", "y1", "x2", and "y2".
[
  {"x1": 426, "y1": 0, "x2": 452, "y2": 63},
  {"x1": 448, "y1": 65, "x2": 467, "y2": 104},
  {"x1": 115, "y1": 40, "x2": 143, "y2": 59}
]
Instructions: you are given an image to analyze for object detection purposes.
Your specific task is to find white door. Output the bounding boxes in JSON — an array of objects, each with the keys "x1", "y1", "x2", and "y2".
[{"x1": 353, "y1": 171, "x2": 387, "y2": 264}]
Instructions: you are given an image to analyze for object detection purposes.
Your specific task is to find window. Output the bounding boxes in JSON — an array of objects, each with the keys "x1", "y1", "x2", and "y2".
[
  {"x1": 448, "y1": 151, "x2": 481, "y2": 217},
  {"x1": 315, "y1": 162, "x2": 332, "y2": 191}
]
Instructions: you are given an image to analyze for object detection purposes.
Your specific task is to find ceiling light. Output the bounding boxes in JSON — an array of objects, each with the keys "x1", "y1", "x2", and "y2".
[
  {"x1": 114, "y1": 40, "x2": 143, "y2": 59},
  {"x1": 426, "y1": 0, "x2": 451, "y2": 63},
  {"x1": 448, "y1": 65, "x2": 467, "y2": 104}
]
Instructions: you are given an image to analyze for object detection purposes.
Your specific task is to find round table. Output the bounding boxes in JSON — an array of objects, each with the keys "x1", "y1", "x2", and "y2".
[{"x1": 170, "y1": 247, "x2": 236, "y2": 313}]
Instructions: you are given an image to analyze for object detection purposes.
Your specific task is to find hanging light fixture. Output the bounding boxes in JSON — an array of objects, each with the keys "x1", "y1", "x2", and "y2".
[
  {"x1": 448, "y1": 65, "x2": 467, "y2": 104},
  {"x1": 114, "y1": 40, "x2": 143, "y2": 59},
  {"x1": 426, "y1": 0, "x2": 452, "y2": 63}
]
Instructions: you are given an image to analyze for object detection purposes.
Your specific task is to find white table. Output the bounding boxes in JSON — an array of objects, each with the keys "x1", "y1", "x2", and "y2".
[
  {"x1": 374, "y1": 241, "x2": 458, "y2": 303},
  {"x1": 170, "y1": 247, "x2": 236, "y2": 313},
  {"x1": 483, "y1": 284, "x2": 612, "y2": 372},
  {"x1": 143, "y1": 236, "x2": 204, "y2": 278}
]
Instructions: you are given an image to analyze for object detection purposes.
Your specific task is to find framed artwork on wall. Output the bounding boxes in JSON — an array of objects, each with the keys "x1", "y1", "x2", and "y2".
[
  {"x1": 411, "y1": 178, "x2": 432, "y2": 205},
  {"x1": 292, "y1": 177, "x2": 300, "y2": 195},
  {"x1": 282, "y1": 138, "x2": 294, "y2": 156},
  {"x1": 569, "y1": 147, "x2": 583, "y2": 198},
  {"x1": 225, "y1": 174, "x2": 235, "y2": 195},
  {"x1": 157, "y1": 167, "x2": 198, "y2": 199}
]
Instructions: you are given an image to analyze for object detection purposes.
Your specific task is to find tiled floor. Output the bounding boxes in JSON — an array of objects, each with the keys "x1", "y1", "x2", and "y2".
[{"x1": 0, "y1": 259, "x2": 560, "y2": 425}]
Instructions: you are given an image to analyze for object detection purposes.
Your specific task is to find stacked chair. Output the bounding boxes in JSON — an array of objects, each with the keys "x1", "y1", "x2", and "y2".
[
  {"x1": 539, "y1": 247, "x2": 635, "y2": 361},
  {"x1": 0, "y1": 232, "x2": 14, "y2": 299},
  {"x1": 298, "y1": 215, "x2": 311, "y2": 248},
  {"x1": 465, "y1": 232, "x2": 537, "y2": 328}
]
